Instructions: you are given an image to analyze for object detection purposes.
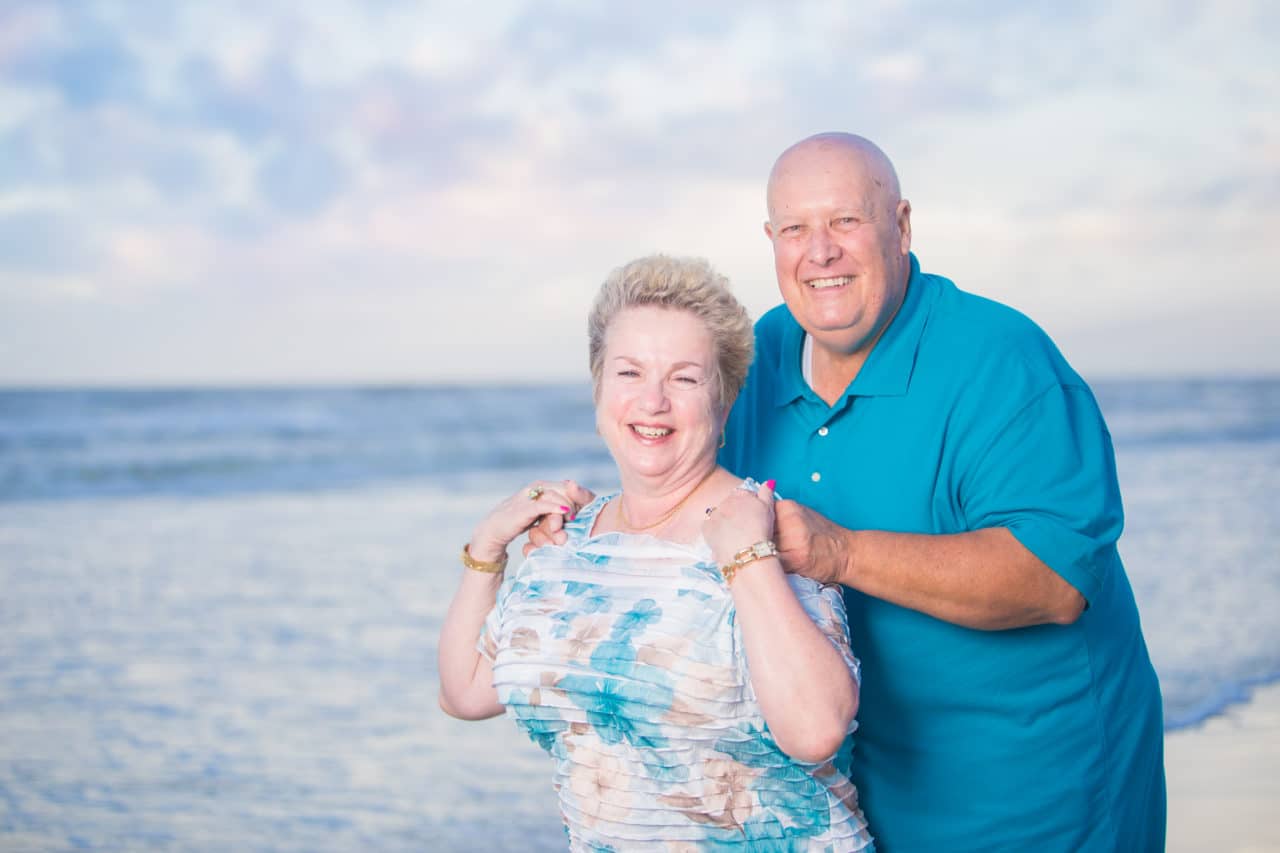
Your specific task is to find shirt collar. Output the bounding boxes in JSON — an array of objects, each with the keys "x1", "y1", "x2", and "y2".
[{"x1": 772, "y1": 253, "x2": 935, "y2": 407}]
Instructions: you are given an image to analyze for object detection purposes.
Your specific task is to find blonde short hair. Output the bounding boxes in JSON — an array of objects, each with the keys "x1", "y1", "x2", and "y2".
[{"x1": 588, "y1": 255, "x2": 754, "y2": 408}]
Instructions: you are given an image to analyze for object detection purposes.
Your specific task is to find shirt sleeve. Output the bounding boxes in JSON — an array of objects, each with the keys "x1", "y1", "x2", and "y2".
[
  {"x1": 959, "y1": 381, "x2": 1124, "y2": 605},
  {"x1": 475, "y1": 600, "x2": 502, "y2": 663},
  {"x1": 786, "y1": 575, "x2": 862, "y2": 686}
]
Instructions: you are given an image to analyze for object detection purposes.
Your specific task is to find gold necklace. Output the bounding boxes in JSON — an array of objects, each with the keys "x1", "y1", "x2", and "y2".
[{"x1": 618, "y1": 467, "x2": 719, "y2": 532}]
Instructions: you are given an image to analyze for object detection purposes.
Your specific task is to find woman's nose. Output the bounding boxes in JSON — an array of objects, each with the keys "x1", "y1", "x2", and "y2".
[{"x1": 638, "y1": 379, "x2": 670, "y2": 412}]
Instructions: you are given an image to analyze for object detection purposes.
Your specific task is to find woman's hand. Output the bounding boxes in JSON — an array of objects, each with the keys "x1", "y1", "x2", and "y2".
[
  {"x1": 470, "y1": 480, "x2": 587, "y2": 562},
  {"x1": 702, "y1": 479, "x2": 776, "y2": 565},
  {"x1": 521, "y1": 481, "x2": 597, "y2": 555}
]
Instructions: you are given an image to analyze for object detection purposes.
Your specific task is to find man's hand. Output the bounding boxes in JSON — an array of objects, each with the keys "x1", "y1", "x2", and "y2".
[
  {"x1": 776, "y1": 499, "x2": 1086, "y2": 629},
  {"x1": 522, "y1": 480, "x2": 597, "y2": 556},
  {"x1": 773, "y1": 499, "x2": 853, "y2": 586}
]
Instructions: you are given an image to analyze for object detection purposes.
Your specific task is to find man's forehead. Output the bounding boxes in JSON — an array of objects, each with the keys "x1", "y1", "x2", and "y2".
[
  {"x1": 768, "y1": 163, "x2": 877, "y2": 215},
  {"x1": 767, "y1": 140, "x2": 894, "y2": 217}
]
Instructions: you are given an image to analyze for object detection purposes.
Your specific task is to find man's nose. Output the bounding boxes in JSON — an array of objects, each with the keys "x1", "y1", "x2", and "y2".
[{"x1": 807, "y1": 226, "x2": 840, "y2": 265}]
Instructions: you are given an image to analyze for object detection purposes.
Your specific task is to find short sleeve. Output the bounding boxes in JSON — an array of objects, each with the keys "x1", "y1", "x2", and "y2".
[
  {"x1": 476, "y1": 600, "x2": 502, "y2": 663},
  {"x1": 960, "y1": 382, "x2": 1124, "y2": 605},
  {"x1": 787, "y1": 576, "x2": 862, "y2": 686}
]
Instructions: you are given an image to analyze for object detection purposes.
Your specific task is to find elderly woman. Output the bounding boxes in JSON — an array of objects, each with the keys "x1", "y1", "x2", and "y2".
[{"x1": 438, "y1": 255, "x2": 874, "y2": 851}]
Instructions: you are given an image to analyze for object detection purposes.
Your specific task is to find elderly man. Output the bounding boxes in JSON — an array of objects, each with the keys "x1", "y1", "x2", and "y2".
[{"x1": 719, "y1": 133, "x2": 1165, "y2": 851}]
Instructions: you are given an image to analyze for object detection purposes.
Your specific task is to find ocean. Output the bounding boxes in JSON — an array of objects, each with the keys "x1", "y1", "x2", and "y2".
[{"x1": 1, "y1": 379, "x2": 1277, "y2": 850}]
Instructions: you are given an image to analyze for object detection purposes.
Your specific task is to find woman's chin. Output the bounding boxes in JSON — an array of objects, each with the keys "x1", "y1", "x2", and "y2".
[{"x1": 614, "y1": 451, "x2": 716, "y2": 484}]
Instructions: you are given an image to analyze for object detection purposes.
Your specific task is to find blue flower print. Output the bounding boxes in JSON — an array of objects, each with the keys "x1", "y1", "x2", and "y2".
[
  {"x1": 523, "y1": 580, "x2": 553, "y2": 601},
  {"x1": 549, "y1": 610, "x2": 578, "y2": 639},
  {"x1": 589, "y1": 638, "x2": 636, "y2": 677},
  {"x1": 564, "y1": 582, "x2": 613, "y2": 614},
  {"x1": 612, "y1": 599, "x2": 661, "y2": 638},
  {"x1": 557, "y1": 674, "x2": 672, "y2": 750}
]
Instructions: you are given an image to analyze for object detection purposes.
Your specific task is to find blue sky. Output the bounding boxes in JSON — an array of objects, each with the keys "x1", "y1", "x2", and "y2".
[{"x1": 2, "y1": 1, "x2": 1277, "y2": 385}]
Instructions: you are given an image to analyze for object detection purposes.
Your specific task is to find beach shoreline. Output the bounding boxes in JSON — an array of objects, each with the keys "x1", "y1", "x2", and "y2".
[{"x1": 1165, "y1": 680, "x2": 1280, "y2": 852}]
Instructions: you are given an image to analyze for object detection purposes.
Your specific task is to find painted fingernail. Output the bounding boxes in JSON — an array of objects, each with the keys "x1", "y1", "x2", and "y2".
[
  {"x1": 765, "y1": 479, "x2": 776, "y2": 490},
  {"x1": 560, "y1": 505, "x2": 570, "y2": 512}
]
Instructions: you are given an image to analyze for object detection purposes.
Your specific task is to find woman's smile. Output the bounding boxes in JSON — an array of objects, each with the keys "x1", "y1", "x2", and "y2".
[{"x1": 630, "y1": 423, "x2": 673, "y2": 440}]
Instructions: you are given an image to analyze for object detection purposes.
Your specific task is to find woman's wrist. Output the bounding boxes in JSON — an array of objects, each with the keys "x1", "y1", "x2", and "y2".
[
  {"x1": 468, "y1": 522, "x2": 512, "y2": 560},
  {"x1": 466, "y1": 535, "x2": 509, "y2": 565},
  {"x1": 718, "y1": 539, "x2": 779, "y2": 585},
  {"x1": 711, "y1": 531, "x2": 772, "y2": 566}
]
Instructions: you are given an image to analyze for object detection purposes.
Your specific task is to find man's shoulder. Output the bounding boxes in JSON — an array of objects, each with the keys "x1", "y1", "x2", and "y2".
[
  {"x1": 921, "y1": 272, "x2": 1075, "y2": 381},
  {"x1": 748, "y1": 304, "x2": 798, "y2": 373},
  {"x1": 928, "y1": 275, "x2": 1047, "y2": 345},
  {"x1": 755, "y1": 303, "x2": 795, "y2": 341}
]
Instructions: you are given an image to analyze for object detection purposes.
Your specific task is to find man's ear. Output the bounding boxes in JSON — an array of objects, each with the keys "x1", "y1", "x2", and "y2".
[{"x1": 897, "y1": 200, "x2": 912, "y2": 255}]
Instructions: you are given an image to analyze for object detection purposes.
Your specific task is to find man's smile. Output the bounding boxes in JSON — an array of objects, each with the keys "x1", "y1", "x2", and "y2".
[{"x1": 806, "y1": 275, "x2": 853, "y2": 290}]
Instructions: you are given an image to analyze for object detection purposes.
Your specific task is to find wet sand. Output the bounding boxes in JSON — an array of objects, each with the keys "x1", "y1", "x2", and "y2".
[{"x1": 1165, "y1": 681, "x2": 1280, "y2": 852}]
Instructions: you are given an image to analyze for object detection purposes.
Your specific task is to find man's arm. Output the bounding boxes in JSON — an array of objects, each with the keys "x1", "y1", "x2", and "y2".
[{"x1": 774, "y1": 499, "x2": 1085, "y2": 631}]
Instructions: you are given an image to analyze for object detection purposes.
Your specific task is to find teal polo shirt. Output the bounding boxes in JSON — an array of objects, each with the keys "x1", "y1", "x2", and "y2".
[{"x1": 721, "y1": 255, "x2": 1165, "y2": 852}]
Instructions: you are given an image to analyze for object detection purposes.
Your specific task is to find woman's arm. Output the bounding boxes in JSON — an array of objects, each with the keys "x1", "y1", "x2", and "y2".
[
  {"x1": 703, "y1": 482, "x2": 858, "y2": 763},
  {"x1": 437, "y1": 479, "x2": 584, "y2": 720},
  {"x1": 437, "y1": 564, "x2": 505, "y2": 720}
]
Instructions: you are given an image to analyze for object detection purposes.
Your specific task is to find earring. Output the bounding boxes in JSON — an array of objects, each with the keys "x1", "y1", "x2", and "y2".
[{"x1": 719, "y1": 431, "x2": 726, "y2": 449}]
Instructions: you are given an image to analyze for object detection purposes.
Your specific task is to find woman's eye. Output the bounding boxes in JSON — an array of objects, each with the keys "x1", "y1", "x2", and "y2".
[
  {"x1": 617, "y1": 369, "x2": 639, "y2": 378},
  {"x1": 673, "y1": 376, "x2": 699, "y2": 385}
]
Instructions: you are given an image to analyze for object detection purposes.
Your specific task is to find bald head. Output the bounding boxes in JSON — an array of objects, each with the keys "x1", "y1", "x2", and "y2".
[
  {"x1": 766, "y1": 133, "x2": 902, "y2": 223},
  {"x1": 761, "y1": 132, "x2": 913, "y2": 368}
]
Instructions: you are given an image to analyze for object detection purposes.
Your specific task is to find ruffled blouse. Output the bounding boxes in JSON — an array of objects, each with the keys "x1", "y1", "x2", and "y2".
[{"x1": 479, "y1": 482, "x2": 874, "y2": 851}]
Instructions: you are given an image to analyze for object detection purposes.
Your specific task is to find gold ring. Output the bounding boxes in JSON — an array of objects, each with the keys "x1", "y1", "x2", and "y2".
[{"x1": 527, "y1": 486, "x2": 544, "y2": 500}]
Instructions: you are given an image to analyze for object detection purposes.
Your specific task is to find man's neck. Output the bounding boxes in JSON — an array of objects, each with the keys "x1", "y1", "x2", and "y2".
[
  {"x1": 806, "y1": 339, "x2": 870, "y2": 406},
  {"x1": 802, "y1": 272, "x2": 911, "y2": 406}
]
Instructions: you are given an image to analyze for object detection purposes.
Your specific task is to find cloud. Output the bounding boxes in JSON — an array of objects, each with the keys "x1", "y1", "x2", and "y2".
[
  {"x1": 256, "y1": 144, "x2": 346, "y2": 216},
  {"x1": 0, "y1": 0, "x2": 1276, "y2": 383}
]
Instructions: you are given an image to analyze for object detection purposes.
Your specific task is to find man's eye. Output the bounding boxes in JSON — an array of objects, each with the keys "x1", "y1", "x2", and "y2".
[
  {"x1": 781, "y1": 224, "x2": 803, "y2": 235},
  {"x1": 834, "y1": 217, "x2": 860, "y2": 227}
]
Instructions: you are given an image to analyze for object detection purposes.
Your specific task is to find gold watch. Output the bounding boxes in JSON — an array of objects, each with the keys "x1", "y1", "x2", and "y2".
[{"x1": 720, "y1": 540, "x2": 778, "y2": 585}]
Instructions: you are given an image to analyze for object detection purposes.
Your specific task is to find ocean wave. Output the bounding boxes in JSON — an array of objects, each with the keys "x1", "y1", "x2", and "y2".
[{"x1": 0, "y1": 385, "x2": 609, "y2": 501}]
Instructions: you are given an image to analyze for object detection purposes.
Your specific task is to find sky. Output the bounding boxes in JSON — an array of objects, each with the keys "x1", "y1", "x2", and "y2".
[{"x1": 1, "y1": 0, "x2": 1277, "y2": 386}]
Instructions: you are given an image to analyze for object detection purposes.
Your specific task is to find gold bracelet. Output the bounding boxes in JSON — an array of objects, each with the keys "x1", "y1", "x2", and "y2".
[
  {"x1": 461, "y1": 543, "x2": 508, "y2": 574},
  {"x1": 720, "y1": 540, "x2": 778, "y2": 585}
]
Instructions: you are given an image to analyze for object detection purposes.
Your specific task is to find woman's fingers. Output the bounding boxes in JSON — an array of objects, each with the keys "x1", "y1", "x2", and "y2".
[
  {"x1": 560, "y1": 479, "x2": 596, "y2": 511},
  {"x1": 521, "y1": 481, "x2": 580, "y2": 519},
  {"x1": 481, "y1": 479, "x2": 592, "y2": 558}
]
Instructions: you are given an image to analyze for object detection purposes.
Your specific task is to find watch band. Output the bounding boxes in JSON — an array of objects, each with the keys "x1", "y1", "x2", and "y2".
[{"x1": 720, "y1": 539, "x2": 778, "y2": 585}]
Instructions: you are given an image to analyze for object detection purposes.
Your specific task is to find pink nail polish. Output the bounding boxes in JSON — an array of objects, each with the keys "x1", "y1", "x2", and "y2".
[
  {"x1": 560, "y1": 506, "x2": 570, "y2": 512},
  {"x1": 765, "y1": 479, "x2": 776, "y2": 490}
]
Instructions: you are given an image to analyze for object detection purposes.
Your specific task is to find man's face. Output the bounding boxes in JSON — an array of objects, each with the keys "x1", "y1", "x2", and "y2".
[{"x1": 764, "y1": 144, "x2": 912, "y2": 358}]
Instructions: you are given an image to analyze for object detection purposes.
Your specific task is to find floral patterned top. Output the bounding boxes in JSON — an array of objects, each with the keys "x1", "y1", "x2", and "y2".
[{"x1": 478, "y1": 481, "x2": 875, "y2": 851}]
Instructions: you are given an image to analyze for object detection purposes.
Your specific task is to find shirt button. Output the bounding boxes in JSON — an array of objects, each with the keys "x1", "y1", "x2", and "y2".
[
  {"x1": 817, "y1": 426, "x2": 829, "y2": 436},
  {"x1": 811, "y1": 472, "x2": 821, "y2": 483}
]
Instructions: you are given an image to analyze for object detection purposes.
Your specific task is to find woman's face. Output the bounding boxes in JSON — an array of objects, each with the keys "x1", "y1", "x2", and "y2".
[{"x1": 596, "y1": 305, "x2": 725, "y2": 485}]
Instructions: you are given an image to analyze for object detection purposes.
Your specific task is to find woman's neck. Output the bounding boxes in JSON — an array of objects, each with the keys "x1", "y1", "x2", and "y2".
[{"x1": 615, "y1": 463, "x2": 721, "y2": 533}]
